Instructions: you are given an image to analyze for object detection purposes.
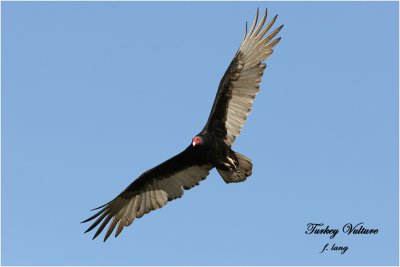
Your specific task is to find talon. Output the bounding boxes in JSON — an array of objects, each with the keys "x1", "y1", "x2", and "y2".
[{"x1": 227, "y1": 156, "x2": 237, "y2": 167}]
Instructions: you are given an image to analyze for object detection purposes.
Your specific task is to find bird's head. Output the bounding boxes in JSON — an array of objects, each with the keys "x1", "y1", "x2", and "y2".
[{"x1": 192, "y1": 136, "x2": 203, "y2": 147}]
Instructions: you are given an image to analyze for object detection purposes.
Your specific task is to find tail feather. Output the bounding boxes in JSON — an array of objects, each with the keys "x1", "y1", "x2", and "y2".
[{"x1": 217, "y1": 152, "x2": 253, "y2": 183}]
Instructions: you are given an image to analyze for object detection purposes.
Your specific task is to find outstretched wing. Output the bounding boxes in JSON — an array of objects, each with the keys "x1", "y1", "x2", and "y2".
[
  {"x1": 203, "y1": 9, "x2": 283, "y2": 145},
  {"x1": 82, "y1": 146, "x2": 213, "y2": 242}
]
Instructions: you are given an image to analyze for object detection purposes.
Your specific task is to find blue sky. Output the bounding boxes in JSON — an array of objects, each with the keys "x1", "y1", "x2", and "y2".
[{"x1": 2, "y1": 1, "x2": 398, "y2": 265}]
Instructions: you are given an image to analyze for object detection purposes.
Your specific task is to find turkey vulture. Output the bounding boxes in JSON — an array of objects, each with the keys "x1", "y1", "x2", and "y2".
[{"x1": 82, "y1": 8, "x2": 283, "y2": 241}]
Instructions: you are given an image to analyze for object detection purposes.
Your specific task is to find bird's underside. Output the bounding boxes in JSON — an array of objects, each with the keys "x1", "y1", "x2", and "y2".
[{"x1": 82, "y1": 8, "x2": 283, "y2": 242}]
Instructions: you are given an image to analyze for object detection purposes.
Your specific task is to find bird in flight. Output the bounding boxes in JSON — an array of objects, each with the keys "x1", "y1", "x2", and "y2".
[{"x1": 82, "y1": 8, "x2": 283, "y2": 242}]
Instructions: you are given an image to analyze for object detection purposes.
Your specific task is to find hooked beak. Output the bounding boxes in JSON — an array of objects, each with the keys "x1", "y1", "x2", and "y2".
[{"x1": 192, "y1": 141, "x2": 196, "y2": 147}]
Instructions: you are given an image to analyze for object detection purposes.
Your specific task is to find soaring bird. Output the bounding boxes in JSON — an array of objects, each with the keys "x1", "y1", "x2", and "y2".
[{"x1": 82, "y1": 8, "x2": 283, "y2": 241}]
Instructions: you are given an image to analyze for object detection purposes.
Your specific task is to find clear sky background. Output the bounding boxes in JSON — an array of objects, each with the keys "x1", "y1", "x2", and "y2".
[{"x1": 2, "y1": 1, "x2": 398, "y2": 265}]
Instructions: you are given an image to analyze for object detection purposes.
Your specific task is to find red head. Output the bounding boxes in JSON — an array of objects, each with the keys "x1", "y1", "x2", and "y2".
[{"x1": 192, "y1": 136, "x2": 203, "y2": 147}]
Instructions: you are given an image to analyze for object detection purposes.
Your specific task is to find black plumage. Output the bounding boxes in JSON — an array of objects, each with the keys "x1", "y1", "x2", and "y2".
[{"x1": 82, "y1": 8, "x2": 283, "y2": 241}]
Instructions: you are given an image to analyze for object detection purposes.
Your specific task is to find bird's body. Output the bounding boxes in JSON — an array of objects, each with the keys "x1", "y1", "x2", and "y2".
[{"x1": 82, "y1": 8, "x2": 283, "y2": 241}]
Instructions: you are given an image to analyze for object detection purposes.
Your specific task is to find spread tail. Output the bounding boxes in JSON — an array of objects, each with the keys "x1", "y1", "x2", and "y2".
[{"x1": 217, "y1": 152, "x2": 253, "y2": 183}]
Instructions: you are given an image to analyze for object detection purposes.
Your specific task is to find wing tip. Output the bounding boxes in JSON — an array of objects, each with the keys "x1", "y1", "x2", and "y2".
[
  {"x1": 249, "y1": 8, "x2": 260, "y2": 36},
  {"x1": 103, "y1": 235, "x2": 110, "y2": 242},
  {"x1": 91, "y1": 202, "x2": 109, "y2": 211}
]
